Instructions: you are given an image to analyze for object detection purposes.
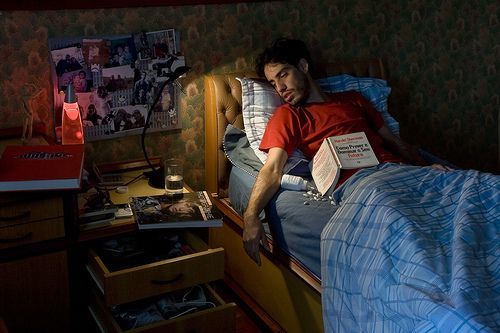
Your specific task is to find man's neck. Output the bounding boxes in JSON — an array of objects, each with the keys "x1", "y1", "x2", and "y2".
[{"x1": 304, "y1": 79, "x2": 330, "y2": 104}]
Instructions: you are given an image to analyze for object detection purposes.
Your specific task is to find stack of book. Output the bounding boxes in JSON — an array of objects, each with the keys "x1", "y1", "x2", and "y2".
[{"x1": 79, "y1": 202, "x2": 133, "y2": 230}]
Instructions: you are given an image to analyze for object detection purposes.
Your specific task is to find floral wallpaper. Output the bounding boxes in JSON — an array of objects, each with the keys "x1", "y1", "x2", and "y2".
[{"x1": 0, "y1": 0, "x2": 498, "y2": 190}]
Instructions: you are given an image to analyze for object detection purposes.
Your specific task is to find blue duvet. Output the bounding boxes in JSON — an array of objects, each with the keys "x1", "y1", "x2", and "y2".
[{"x1": 321, "y1": 163, "x2": 499, "y2": 332}]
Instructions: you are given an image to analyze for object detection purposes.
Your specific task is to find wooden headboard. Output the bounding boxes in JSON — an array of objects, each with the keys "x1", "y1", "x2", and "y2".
[{"x1": 204, "y1": 59, "x2": 386, "y2": 198}]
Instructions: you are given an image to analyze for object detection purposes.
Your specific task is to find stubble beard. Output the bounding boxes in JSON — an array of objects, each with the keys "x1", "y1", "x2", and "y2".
[{"x1": 290, "y1": 72, "x2": 310, "y2": 106}]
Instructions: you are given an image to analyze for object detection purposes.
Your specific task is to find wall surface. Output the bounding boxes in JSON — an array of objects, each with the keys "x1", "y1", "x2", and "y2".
[{"x1": 0, "y1": 0, "x2": 498, "y2": 189}]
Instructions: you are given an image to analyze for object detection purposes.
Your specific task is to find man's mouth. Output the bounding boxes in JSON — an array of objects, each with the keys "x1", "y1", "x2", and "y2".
[{"x1": 282, "y1": 91, "x2": 293, "y2": 102}]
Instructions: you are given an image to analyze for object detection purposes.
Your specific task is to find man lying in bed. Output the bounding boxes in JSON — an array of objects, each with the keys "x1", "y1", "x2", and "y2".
[{"x1": 242, "y1": 37, "x2": 447, "y2": 265}]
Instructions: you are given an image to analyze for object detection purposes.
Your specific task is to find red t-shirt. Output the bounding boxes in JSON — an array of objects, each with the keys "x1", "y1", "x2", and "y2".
[{"x1": 259, "y1": 91, "x2": 404, "y2": 187}]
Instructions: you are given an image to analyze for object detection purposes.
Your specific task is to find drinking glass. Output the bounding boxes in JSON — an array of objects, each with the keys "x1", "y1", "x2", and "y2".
[{"x1": 164, "y1": 158, "x2": 183, "y2": 195}]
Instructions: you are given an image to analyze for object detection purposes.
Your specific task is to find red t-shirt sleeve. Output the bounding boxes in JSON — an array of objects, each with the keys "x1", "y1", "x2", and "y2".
[{"x1": 259, "y1": 104, "x2": 299, "y2": 156}]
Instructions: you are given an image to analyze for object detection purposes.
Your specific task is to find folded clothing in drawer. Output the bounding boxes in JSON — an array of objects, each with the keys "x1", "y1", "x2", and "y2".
[
  {"x1": 96, "y1": 232, "x2": 193, "y2": 272},
  {"x1": 111, "y1": 285, "x2": 215, "y2": 330}
]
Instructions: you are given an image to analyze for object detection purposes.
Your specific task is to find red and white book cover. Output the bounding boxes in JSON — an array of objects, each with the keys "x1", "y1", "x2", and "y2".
[{"x1": 0, "y1": 144, "x2": 84, "y2": 192}]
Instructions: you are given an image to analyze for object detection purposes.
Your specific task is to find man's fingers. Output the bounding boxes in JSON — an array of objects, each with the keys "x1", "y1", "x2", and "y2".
[
  {"x1": 244, "y1": 242, "x2": 261, "y2": 266},
  {"x1": 243, "y1": 239, "x2": 263, "y2": 266},
  {"x1": 260, "y1": 232, "x2": 271, "y2": 252},
  {"x1": 431, "y1": 163, "x2": 454, "y2": 172},
  {"x1": 253, "y1": 251, "x2": 261, "y2": 266}
]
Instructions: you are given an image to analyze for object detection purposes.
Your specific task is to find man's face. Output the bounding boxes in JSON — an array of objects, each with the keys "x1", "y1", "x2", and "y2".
[
  {"x1": 264, "y1": 62, "x2": 309, "y2": 105},
  {"x1": 167, "y1": 202, "x2": 194, "y2": 214}
]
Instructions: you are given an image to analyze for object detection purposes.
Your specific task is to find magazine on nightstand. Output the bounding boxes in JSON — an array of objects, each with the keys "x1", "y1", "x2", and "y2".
[{"x1": 130, "y1": 191, "x2": 223, "y2": 230}]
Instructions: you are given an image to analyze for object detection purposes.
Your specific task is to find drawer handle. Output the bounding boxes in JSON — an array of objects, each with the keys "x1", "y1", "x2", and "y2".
[
  {"x1": 0, "y1": 232, "x2": 33, "y2": 243},
  {"x1": 0, "y1": 210, "x2": 31, "y2": 221},
  {"x1": 151, "y1": 273, "x2": 184, "y2": 285}
]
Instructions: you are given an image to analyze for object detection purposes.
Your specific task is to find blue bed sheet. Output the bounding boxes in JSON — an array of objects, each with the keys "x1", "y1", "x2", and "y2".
[
  {"x1": 321, "y1": 163, "x2": 499, "y2": 332},
  {"x1": 229, "y1": 166, "x2": 335, "y2": 278}
]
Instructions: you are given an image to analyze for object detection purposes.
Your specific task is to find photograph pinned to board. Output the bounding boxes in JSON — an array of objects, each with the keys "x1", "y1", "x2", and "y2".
[{"x1": 49, "y1": 29, "x2": 186, "y2": 142}]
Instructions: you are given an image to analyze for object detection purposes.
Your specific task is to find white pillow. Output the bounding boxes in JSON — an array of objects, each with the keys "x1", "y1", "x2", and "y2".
[{"x1": 237, "y1": 77, "x2": 283, "y2": 163}]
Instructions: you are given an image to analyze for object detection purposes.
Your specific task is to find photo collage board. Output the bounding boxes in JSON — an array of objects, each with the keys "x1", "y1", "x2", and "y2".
[{"x1": 49, "y1": 29, "x2": 186, "y2": 141}]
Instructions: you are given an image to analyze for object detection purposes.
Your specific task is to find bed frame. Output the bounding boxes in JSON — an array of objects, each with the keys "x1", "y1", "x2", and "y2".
[{"x1": 204, "y1": 59, "x2": 386, "y2": 333}]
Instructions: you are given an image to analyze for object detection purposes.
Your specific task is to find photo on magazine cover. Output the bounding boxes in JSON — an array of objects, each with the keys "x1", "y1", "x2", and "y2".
[
  {"x1": 129, "y1": 192, "x2": 222, "y2": 229},
  {"x1": 49, "y1": 29, "x2": 186, "y2": 142},
  {"x1": 134, "y1": 194, "x2": 207, "y2": 223}
]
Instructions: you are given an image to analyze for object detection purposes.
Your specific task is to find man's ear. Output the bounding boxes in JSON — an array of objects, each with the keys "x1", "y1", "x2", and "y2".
[{"x1": 297, "y1": 58, "x2": 309, "y2": 74}]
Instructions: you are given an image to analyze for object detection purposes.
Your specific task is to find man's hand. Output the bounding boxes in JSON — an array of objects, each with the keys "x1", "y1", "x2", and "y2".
[
  {"x1": 397, "y1": 142, "x2": 427, "y2": 166},
  {"x1": 378, "y1": 126, "x2": 427, "y2": 165},
  {"x1": 241, "y1": 147, "x2": 287, "y2": 265},
  {"x1": 243, "y1": 214, "x2": 270, "y2": 265},
  {"x1": 431, "y1": 163, "x2": 454, "y2": 171}
]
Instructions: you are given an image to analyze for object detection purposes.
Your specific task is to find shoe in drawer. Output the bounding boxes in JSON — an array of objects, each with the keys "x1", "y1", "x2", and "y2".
[{"x1": 89, "y1": 284, "x2": 235, "y2": 333}]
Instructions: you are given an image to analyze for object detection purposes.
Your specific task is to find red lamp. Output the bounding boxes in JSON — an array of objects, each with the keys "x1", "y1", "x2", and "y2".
[{"x1": 61, "y1": 83, "x2": 84, "y2": 145}]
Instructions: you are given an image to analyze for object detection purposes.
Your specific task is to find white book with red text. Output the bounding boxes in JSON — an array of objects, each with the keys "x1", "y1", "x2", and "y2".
[{"x1": 309, "y1": 132, "x2": 379, "y2": 195}]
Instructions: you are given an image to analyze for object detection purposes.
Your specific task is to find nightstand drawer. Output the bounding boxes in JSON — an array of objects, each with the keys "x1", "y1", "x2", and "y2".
[
  {"x1": 87, "y1": 231, "x2": 225, "y2": 306},
  {"x1": 0, "y1": 217, "x2": 65, "y2": 249},
  {"x1": 0, "y1": 196, "x2": 64, "y2": 227},
  {"x1": 89, "y1": 284, "x2": 236, "y2": 333}
]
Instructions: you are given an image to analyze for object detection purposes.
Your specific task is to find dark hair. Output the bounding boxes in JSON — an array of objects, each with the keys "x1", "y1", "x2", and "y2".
[{"x1": 255, "y1": 38, "x2": 312, "y2": 78}]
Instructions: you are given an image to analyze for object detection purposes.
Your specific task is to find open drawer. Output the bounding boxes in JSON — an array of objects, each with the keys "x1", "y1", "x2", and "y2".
[
  {"x1": 89, "y1": 284, "x2": 236, "y2": 333},
  {"x1": 87, "y1": 231, "x2": 225, "y2": 306}
]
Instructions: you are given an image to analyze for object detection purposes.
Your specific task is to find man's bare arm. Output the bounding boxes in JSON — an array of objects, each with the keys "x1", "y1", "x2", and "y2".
[
  {"x1": 377, "y1": 125, "x2": 427, "y2": 165},
  {"x1": 379, "y1": 125, "x2": 454, "y2": 171},
  {"x1": 243, "y1": 147, "x2": 288, "y2": 265}
]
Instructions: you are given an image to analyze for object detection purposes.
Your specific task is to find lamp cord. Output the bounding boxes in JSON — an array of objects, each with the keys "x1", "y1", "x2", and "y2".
[{"x1": 141, "y1": 79, "x2": 170, "y2": 174}]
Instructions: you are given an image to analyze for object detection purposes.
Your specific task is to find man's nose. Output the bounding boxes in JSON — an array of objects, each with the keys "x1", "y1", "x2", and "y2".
[{"x1": 276, "y1": 81, "x2": 286, "y2": 92}]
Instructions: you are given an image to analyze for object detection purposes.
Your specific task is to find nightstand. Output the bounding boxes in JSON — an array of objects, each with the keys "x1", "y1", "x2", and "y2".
[
  {"x1": 75, "y1": 167, "x2": 236, "y2": 332},
  {"x1": 0, "y1": 191, "x2": 71, "y2": 333}
]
